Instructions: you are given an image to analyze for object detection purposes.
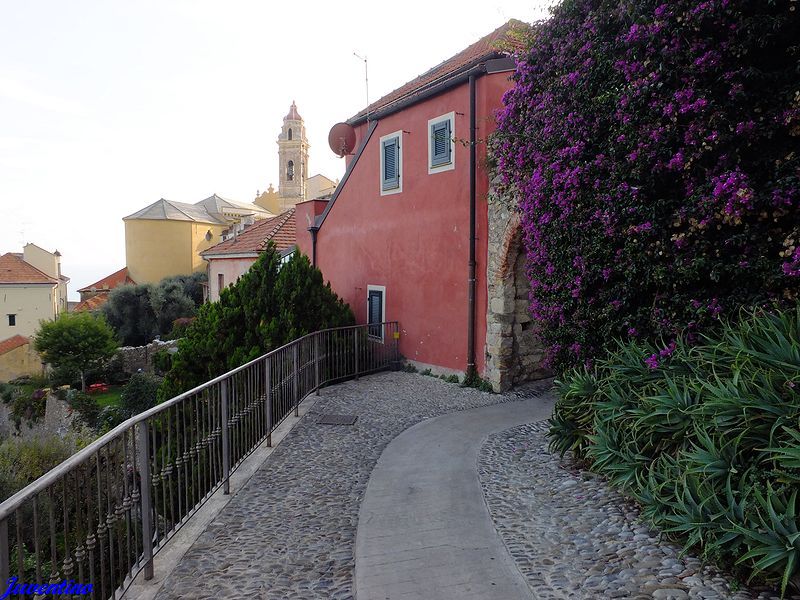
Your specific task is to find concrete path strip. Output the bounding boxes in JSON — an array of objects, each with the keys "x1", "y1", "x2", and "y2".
[{"x1": 354, "y1": 397, "x2": 554, "y2": 600}]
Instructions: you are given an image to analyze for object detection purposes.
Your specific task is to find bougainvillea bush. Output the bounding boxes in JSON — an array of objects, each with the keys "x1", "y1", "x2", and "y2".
[{"x1": 491, "y1": 0, "x2": 800, "y2": 372}]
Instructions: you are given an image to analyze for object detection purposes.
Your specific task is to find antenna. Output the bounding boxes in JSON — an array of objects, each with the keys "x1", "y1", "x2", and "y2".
[{"x1": 353, "y1": 52, "x2": 370, "y2": 121}]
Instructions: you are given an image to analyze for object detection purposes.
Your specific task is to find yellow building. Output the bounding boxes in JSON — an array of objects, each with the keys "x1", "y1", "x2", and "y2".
[
  {"x1": 0, "y1": 246, "x2": 68, "y2": 341},
  {"x1": 0, "y1": 335, "x2": 41, "y2": 382},
  {"x1": 124, "y1": 195, "x2": 273, "y2": 284}
]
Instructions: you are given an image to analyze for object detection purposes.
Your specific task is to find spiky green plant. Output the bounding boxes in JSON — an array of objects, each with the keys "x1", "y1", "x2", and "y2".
[{"x1": 548, "y1": 306, "x2": 800, "y2": 595}]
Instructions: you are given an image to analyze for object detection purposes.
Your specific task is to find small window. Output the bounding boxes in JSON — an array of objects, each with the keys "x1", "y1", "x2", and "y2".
[
  {"x1": 428, "y1": 112, "x2": 455, "y2": 173},
  {"x1": 218, "y1": 273, "x2": 224, "y2": 291},
  {"x1": 288, "y1": 128, "x2": 293, "y2": 141},
  {"x1": 287, "y1": 160, "x2": 294, "y2": 181},
  {"x1": 379, "y1": 132, "x2": 402, "y2": 195},
  {"x1": 7, "y1": 314, "x2": 16, "y2": 327},
  {"x1": 367, "y1": 286, "x2": 385, "y2": 340}
]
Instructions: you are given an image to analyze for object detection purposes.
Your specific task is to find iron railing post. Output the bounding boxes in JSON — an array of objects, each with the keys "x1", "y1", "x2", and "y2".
[
  {"x1": 221, "y1": 380, "x2": 230, "y2": 495},
  {"x1": 394, "y1": 323, "x2": 400, "y2": 367},
  {"x1": 355, "y1": 329, "x2": 360, "y2": 379},
  {"x1": 315, "y1": 333, "x2": 320, "y2": 395},
  {"x1": 265, "y1": 359, "x2": 273, "y2": 447},
  {"x1": 136, "y1": 421, "x2": 154, "y2": 580},
  {"x1": 0, "y1": 518, "x2": 8, "y2": 586},
  {"x1": 293, "y1": 344, "x2": 299, "y2": 417}
]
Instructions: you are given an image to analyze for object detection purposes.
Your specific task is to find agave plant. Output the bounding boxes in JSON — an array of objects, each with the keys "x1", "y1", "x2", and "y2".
[{"x1": 548, "y1": 305, "x2": 800, "y2": 595}]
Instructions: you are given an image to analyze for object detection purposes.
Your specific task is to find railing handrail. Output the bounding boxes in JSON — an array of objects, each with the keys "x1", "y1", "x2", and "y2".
[{"x1": 0, "y1": 321, "x2": 398, "y2": 521}]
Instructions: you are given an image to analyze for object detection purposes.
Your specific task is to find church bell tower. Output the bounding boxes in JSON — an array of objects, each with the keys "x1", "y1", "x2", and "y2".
[{"x1": 278, "y1": 101, "x2": 309, "y2": 201}]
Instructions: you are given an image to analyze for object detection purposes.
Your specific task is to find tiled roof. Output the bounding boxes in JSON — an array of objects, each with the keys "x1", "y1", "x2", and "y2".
[
  {"x1": 123, "y1": 198, "x2": 227, "y2": 224},
  {"x1": 195, "y1": 194, "x2": 274, "y2": 218},
  {"x1": 77, "y1": 267, "x2": 135, "y2": 293},
  {"x1": 348, "y1": 20, "x2": 523, "y2": 124},
  {"x1": 201, "y1": 209, "x2": 296, "y2": 257},
  {"x1": 73, "y1": 294, "x2": 109, "y2": 313},
  {"x1": 0, "y1": 253, "x2": 58, "y2": 285},
  {"x1": 0, "y1": 335, "x2": 31, "y2": 356}
]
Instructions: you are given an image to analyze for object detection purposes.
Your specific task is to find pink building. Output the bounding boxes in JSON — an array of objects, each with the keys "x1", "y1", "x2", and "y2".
[
  {"x1": 296, "y1": 21, "x2": 548, "y2": 390},
  {"x1": 202, "y1": 209, "x2": 296, "y2": 302}
]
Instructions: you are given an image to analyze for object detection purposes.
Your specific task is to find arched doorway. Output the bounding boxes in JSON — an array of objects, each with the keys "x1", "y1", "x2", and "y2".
[{"x1": 485, "y1": 204, "x2": 549, "y2": 391}]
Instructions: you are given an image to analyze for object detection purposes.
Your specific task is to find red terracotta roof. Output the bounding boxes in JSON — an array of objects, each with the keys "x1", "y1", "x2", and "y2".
[
  {"x1": 77, "y1": 267, "x2": 136, "y2": 293},
  {"x1": 0, "y1": 335, "x2": 30, "y2": 356},
  {"x1": 73, "y1": 294, "x2": 109, "y2": 313},
  {"x1": 348, "y1": 20, "x2": 524, "y2": 124},
  {"x1": 0, "y1": 253, "x2": 58, "y2": 285},
  {"x1": 201, "y1": 209, "x2": 296, "y2": 257},
  {"x1": 285, "y1": 101, "x2": 302, "y2": 121}
]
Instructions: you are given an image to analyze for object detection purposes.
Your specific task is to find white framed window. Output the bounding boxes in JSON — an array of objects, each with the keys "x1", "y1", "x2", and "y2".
[
  {"x1": 428, "y1": 112, "x2": 455, "y2": 174},
  {"x1": 7, "y1": 314, "x2": 16, "y2": 327},
  {"x1": 379, "y1": 131, "x2": 402, "y2": 195},
  {"x1": 367, "y1": 285, "x2": 386, "y2": 341}
]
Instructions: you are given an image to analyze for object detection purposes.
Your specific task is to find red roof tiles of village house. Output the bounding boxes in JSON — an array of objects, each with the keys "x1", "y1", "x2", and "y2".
[
  {"x1": 348, "y1": 19, "x2": 525, "y2": 125},
  {"x1": 0, "y1": 253, "x2": 58, "y2": 285},
  {"x1": 285, "y1": 101, "x2": 302, "y2": 121},
  {"x1": 0, "y1": 335, "x2": 31, "y2": 356},
  {"x1": 201, "y1": 209, "x2": 296, "y2": 257},
  {"x1": 77, "y1": 267, "x2": 136, "y2": 293},
  {"x1": 73, "y1": 294, "x2": 110, "y2": 313}
]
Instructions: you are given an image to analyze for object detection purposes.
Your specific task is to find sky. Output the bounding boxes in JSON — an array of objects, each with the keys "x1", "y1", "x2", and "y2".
[{"x1": 1, "y1": 1, "x2": 551, "y2": 300}]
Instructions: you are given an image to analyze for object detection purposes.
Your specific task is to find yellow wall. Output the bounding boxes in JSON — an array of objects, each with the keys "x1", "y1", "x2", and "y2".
[
  {"x1": 23, "y1": 244, "x2": 67, "y2": 314},
  {"x1": 0, "y1": 285, "x2": 58, "y2": 340},
  {"x1": 0, "y1": 342, "x2": 42, "y2": 383},
  {"x1": 125, "y1": 219, "x2": 226, "y2": 284},
  {"x1": 254, "y1": 189, "x2": 282, "y2": 214}
]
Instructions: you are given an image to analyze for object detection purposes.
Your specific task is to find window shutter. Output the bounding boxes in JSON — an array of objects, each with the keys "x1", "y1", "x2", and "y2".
[
  {"x1": 431, "y1": 120, "x2": 451, "y2": 167},
  {"x1": 382, "y1": 137, "x2": 400, "y2": 191}
]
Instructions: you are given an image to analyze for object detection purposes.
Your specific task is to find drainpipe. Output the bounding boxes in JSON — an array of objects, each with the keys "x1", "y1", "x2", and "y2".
[
  {"x1": 467, "y1": 74, "x2": 477, "y2": 378},
  {"x1": 309, "y1": 226, "x2": 319, "y2": 267}
]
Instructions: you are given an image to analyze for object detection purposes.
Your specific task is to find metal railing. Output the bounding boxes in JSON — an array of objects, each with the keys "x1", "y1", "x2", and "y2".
[{"x1": 0, "y1": 322, "x2": 399, "y2": 599}]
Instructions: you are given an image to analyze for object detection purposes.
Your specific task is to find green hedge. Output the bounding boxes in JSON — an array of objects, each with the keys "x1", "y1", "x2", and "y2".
[{"x1": 549, "y1": 305, "x2": 800, "y2": 593}]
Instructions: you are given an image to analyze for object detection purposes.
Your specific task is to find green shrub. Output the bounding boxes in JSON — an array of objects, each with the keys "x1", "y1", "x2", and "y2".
[
  {"x1": 65, "y1": 391, "x2": 101, "y2": 430},
  {"x1": 0, "y1": 436, "x2": 87, "y2": 501},
  {"x1": 120, "y1": 373, "x2": 161, "y2": 418},
  {"x1": 151, "y1": 349, "x2": 173, "y2": 375},
  {"x1": 160, "y1": 246, "x2": 353, "y2": 400},
  {"x1": 549, "y1": 306, "x2": 800, "y2": 593}
]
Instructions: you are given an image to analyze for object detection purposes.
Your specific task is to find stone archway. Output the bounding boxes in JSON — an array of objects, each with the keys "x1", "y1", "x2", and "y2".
[{"x1": 485, "y1": 198, "x2": 550, "y2": 392}]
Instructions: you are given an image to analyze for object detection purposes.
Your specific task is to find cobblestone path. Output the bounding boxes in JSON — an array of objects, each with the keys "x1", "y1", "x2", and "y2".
[
  {"x1": 155, "y1": 372, "x2": 519, "y2": 600},
  {"x1": 478, "y1": 422, "x2": 799, "y2": 600}
]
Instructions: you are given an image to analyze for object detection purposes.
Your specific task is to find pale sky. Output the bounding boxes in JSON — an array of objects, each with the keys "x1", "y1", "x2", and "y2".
[{"x1": 0, "y1": 1, "x2": 550, "y2": 300}]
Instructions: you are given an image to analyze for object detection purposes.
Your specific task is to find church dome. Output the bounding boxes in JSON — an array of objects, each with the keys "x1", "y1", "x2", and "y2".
[{"x1": 284, "y1": 101, "x2": 302, "y2": 121}]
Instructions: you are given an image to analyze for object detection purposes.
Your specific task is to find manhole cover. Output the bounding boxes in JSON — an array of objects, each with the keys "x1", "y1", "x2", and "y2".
[{"x1": 317, "y1": 414, "x2": 358, "y2": 425}]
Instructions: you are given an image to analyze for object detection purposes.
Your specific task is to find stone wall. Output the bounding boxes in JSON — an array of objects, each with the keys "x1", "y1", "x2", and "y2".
[
  {"x1": 0, "y1": 391, "x2": 89, "y2": 440},
  {"x1": 484, "y1": 191, "x2": 550, "y2": 392},
  {"x1": 118, "y1": 339, "x2": 179, "y2": 375}
]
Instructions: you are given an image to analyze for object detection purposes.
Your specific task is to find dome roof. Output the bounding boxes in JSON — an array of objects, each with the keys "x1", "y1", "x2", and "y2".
[{"x1": 284, "y1": 101, "x2": 302, "y2": 121}]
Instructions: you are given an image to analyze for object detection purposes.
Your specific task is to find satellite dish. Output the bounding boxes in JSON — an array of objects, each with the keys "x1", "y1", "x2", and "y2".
[{"x1": 328, "y1": 122, "x2": 357, "y2": 157}]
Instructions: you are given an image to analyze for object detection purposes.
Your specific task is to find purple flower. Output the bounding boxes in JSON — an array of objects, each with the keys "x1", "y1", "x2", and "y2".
[{"x1": 645, "y1": 354, "x2": 660, "y2": 369}]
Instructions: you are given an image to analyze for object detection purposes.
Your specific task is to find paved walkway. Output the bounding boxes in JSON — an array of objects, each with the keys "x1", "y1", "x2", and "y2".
[
  {"x1": 354, "y1": 400, "x2": 552, "y2": 600},
  {"x1": 153, "y1": 372, "x2": 537, "y2": 600}
]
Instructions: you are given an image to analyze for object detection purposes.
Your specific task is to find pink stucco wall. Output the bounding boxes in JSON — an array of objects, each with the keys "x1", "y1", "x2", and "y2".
[
  {"x1": 206, "y1": 256, "x2": 256, "y2": 302},
  {"x1": 296, "y1": 70, "x2": 513, "y2": 375}
]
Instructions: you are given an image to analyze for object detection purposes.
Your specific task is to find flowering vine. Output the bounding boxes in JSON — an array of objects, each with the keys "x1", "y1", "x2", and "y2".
[{"x1": 490, "y1": 0, "x2": 800, "y2": 372}]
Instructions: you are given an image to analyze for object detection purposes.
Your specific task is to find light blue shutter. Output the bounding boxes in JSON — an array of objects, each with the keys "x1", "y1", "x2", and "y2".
[
  {"x1": 382, "y1": 137, "x2": 399, "y2": 191},
  {"x1": 431, "y1": 120, "x2": 451, "y2": 167}
]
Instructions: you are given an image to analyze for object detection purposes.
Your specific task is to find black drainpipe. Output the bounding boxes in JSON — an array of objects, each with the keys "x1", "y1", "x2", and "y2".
[
  {"x1": 309, "y1": 226, "x2": 319, "y2": 267},
  {"x1": 467, "y1": 73, "x2": 477, "y2": 378}
]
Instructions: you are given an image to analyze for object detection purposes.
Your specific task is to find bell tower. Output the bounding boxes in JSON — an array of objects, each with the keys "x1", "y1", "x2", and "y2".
[{"x1": 277, "y1": 101, "x2": 309, "y2": 201}]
